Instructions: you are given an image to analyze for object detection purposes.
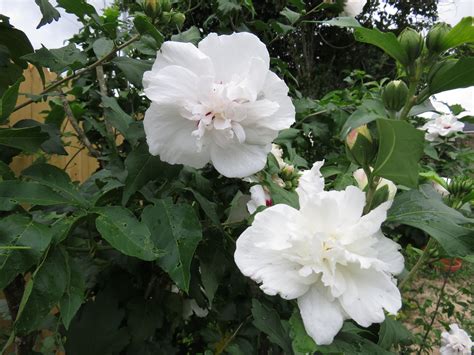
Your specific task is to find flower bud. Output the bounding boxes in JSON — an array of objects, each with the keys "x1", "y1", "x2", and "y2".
[
  {"x1": 345, "y1": 125, "x2": 375, "y2": 167},
  {"x1": 426, "y1": 23, "x2": 451, "y2": 54},
  {"x1": 172, "y1": 12, "x2": 186, "y2": 28},
  {"x1": 161, "y1": 0, "x2": 172, "y2": 12},
  {"x1": 398, "y1": 28, "x2": 423, "y2": 64},
  {"x1": 160, "y1": 11, "x2": 172, "y2": 25},
  {"x1": 143, "y1": 0, "x2": 161, "y2": 19},
  {"x1": 382, "y1": 80, "x2": 409, "y2": 112}
]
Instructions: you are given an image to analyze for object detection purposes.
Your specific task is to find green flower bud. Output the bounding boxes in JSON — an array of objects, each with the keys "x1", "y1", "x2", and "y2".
[
  {"x1": 160, "y1": 11, "x2": 172, "y2": 25},
  {"x1": 398, "y1": 28, "x2": 423, "y2": 63},
  {"x1": 172, "y1": 12, "x2": 186, "y2": 28},
  {"x1": 345, "y1": 125, "x2": 375, "y2": 167},
  {"x1": 382, "y1": 80, "x2": 409, "y2": 112},
  {"x1": 426, "y1": 23, "x2": 451, "y2": 53},
  {"x1": 161, "y1": 0, "x2": 172, "y2": 12},
  {"x1": 143, "y1": 0, "x2": 161, "y2": 19}
]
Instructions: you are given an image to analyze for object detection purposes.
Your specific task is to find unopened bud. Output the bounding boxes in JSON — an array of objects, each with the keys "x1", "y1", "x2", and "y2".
[
  {"x1": 382, "y1": 80, "x2": 409, "y2": 112},
  {"x1": 161, "y1": 0, "x2": 172, "y2": 12},
  {"x1": 160, "y1": 11, "x2": 172, "y2": 25},
  {"x1": 346, "y1": 125, "x2": 375, "y2": 167},
  {"x1": 426, "y1": 23, "x2": 451, "y2": 54},
  {"x1": 143, "y1": 0, "x2": 161, "y2": 19},
  {"x1": 172, "y1": 12, "x2": 186, "y2": 28},
  {"x1": 398, "y1": 28, "x2": 423, "y2": 64}
]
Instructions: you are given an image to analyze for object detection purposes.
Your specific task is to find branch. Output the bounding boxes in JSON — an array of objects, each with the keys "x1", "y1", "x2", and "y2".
[
  {"x1": 95, "y1": 65, "x2": 115, "y2": 139},
  {"x1": 60, "y1": 95, "x2": 101, "y2": 159},
  {"x1": 13, "y1": 35, "x2": 141, "y2": 113}
]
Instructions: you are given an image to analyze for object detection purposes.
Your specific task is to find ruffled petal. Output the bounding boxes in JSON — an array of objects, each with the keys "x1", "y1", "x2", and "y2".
[
  {"x1": 339, "y1": 267, "x2": 401, "y2": 327},
  {"x1": 145, "y1": 41, "x2": 214, "y2": 79},
  {"x1": 296, "y1": 161, "x2": 325, "y2": 208},
  {"x1": 372, "y1": 233, "x2": 404, "y2": 274},
  {"x1": 198, "y1": 32, "x2": 270, "y2": 89},
  {"x1": 144, "y1": 103, "x2": 210, "y2": 168},
  {"x1": 234, "y1": 204, "x2": 311, "y2": 299},
  {"x1": 210, "y1": 141, "x2": 269, "y2": 178},
  {"x1": 297, "y1": 284, "x2": 345, "y2": 345}
]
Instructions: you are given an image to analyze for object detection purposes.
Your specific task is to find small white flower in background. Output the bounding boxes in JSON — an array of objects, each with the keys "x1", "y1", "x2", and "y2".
[
  {"x1": 235, "y1": 161, "x2": 404, "y2": 345},
  {"x1": 432, "y1": 177, "x2": 451, "y2": 197},
  {"x1": 341, "y1": 0, "x2": 367, "y2": 17},
  {"x1": 247, "y1": 184, "x2": 273, "y2": 214},
  {"x1": 440, "y1": 324, "x2": 473, "y2": 355},
  {"x1": 143, "y1": 32, "x2": 295, "y2": 178},
  {"x1": 353, "y1": 168, "x2": 397, "y2": 200},
  {"x1": 421, "y1": 113, "x2": 465, "y2": 141}
]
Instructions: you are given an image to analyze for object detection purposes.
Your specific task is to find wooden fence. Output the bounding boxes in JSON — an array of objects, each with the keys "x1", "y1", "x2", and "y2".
[{"x1": 9, "y1": 66, "x2": 98, "y2": 182}]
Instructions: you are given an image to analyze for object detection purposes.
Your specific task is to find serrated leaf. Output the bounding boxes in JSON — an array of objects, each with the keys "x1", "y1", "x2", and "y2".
[
  {"x1": 22, "y1": 43, "x2": 88, "y2": 73},
  {"x1": 35, "y1": 0, "x2": 60, "y2": 29},
  {"x1": 251, "y1": 299, "x2": 292, "y2": 354},
  {"x1": 439, "y1": 16, "x2": 474, "y2": 51},
  {"x1": 0, "y1": 180, "x2": 70, "y2": 206},
  {"x1": 92, "y1": 37, "x2": 114, "y2": 59},
  {"x1": 95, "y1": 206, "x2": 162, "y2": 261},
  {"x1": 280, "y1": 7, "x2": 301, "y2": 24},
  {"x1": 22, "y1": 163, "x2": 89, "y2": 207},
  {"x1": 112, "y1": 57, "x2": 152, "y2": 88},
  {"x1": 289, "y1": 310, "x2": 317, "y2": 354},
  {"x1": 56, "y1": 0, "x2": 98, "y2": 19},
  {"x1": 142, "y1": 199, "x2": 202, "y2": 292},
  {"x1": 171, "y1": 26, "x2": 201, "y2": 44},
  {"x1": 60, "y1": 256, "x2": 86, "y2": 330},
  {"x1": 0, "y1": 126, "x2": 49, "y2": 152},
  {"x1": 101, "y1": 95, "x2": 133, "y2": 135},
  {"x1": 15, "y1": 248, "x2": 69, "y2": 334},
  {"x1": 0, "y1": 76, "x2": 23, "y2": 123},
  {"x1": 387, "y1": 185, "x2": 474, "y2": 257},
  {"x1": 133, "y1": 15, "x2": 164, "y2": 46},
  {"x1": 373, "y1": 119, "x2": 424, "y2": 188},
  {"x1": 428, "y1": 57, "x2": 474, "y2": 95},
  {"x1": 0, "y1": 214, "x2": 53, "y2": 289}
]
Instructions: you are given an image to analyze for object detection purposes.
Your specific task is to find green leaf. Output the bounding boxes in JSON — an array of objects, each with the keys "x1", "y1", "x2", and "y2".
[
  {"x1": 0, "y1": 161, "x2": 15, "y2": 180},
  {"x1": 428, "y1": 57, "x2": 474, "y2": 95},
  {"x1": 378, "y1": 317, "x2": 412, "y2": 349},
  {"x1": 439, "y1": 16, "x2": 474, "y2": 51},
  {"x1": 289, "y1": 310, "x2": 317, "y2": 354},
  {"x1": 142, "y1": 199, "x2": 202, "y2": 292},
  {"x1": 373, "y1": 119, "x2": 424, "y2": 188},
  {"x1": 186, "y1": 189, "x2": 220, "y2": 225},
  {"x1": 92, "y1": 37, "x2": 114, "y2": 59},
  {"x1": 354, "y1": 27, "x2": 408, "y2": 66},
  {"x1": 0, "y1": 23, "x2": 34, "y2": 69},
  {"x1": 0, "y1": 214, "x2": 53, "y2": 289},
  {"x1": 171, "y1": 26, "x2": 201, "y2": 44},
  {"x1": 15, "y1": 248, "x2": 69, "y2": 334},
  {"x1": 0, "y1": 76, "x2": 23, "y2": 123},
  {"x1": 56, "y1": 0, "x2": 98, "y2": 19},
  {"x1": 22, "y1": 43, "x2": 88, "y2": 73},
  {"x1": 0, "y1": 180, "x2": 69, "y2": 206},
  {"x1": 387, "y1": 185, "x2": 474, "y2": 257},
  {"x1": 122, "y1": 143, "x2": 181, "y2": 205},
  {"x1": 133, "y1": 15, "x2": 164, "y2": 46},
  {"x1": 217, "y1": 0, "x2": 242, "y2": 13},
  {"x1": 340, "y1": 99, "x2": 387, "y2": 138},
  {"x1": 199, "y1": 245, "x2": 225, "y2": 307},
  {"x1": 112, "y1": 57, "x2": 152, "y2": 88},
  {"x1": 95, "y1": 206, "x2": 162, "y2": 261},
  {"x1": 251, "y1": 299, "x2": 292, "y2": 354},
  {"x1": 35, "y1": 0, "x2": 60, "y2": 29},
  {"x1": 225, "y1": 191, "x2": 250, "y2": 224},
  {"x1": 280, "y1": 7, "x2": 301, "y2": 24},
  {"x1": 13, "y1": 118, "x2": 67, "y2": 155},
  {"x1": 101, "y1": 95, "x2": 133, "y2": 135},
  {"x1": 0, "y1": 126, "x2": 49, "y2": 152},
  {"x1": 60, "y1": 256, "x2": 86, "y2": 330},
  {"x1": 22, "y1": 163, "x2": 89, "y2": 207}
]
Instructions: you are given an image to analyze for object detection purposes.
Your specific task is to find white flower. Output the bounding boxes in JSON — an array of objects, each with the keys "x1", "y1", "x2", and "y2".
[
  {"x1": 353, "y1": 168, "x2": 397, "y2": 200},
  {"x1": 143, "y1": 32, "x2": 295, "y2": 178},
  {"x1": 247, "y1": 184, "x2": 272, "y2": 214},
  {"x1": 421, "y1": 113, "x2": 465, "y2": 141},
  {"x1": 440, "y1": 324, "x2": 473, "y2": 355},
  {"x1": 341, "y1": 0, "x2": 367, "y2": 17},
  {"x1": 234, "y1": 161, "x2": 404, "y2": 345},
  {"x1": 432, "y1": 177, "x2": 451, "y2": 197}
]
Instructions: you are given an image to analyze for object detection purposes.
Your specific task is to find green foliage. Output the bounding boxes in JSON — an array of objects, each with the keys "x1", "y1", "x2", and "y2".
[
  {"x1": 35, "y1": 0, "x2": 61, "y2": 29},
  {"x1": 428, "y1": 57, "x2": 474, "y2": 95}
]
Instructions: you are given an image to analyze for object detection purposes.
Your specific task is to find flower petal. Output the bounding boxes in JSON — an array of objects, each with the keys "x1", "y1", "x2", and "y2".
[
  {"x1": 372, "y1": 233, "x2": 404, "y2": 274},
  {"x1": 144, "y1": 103, "x2": 210, "y2": 168},
  {"x1": 198, "y1": 32, "x2": 270, "y2": 87},
  {"x1": 145, "y1": 41, "x2": 214, "y2": 79},
  {"x1": 210, "y1": 141, "x2": 269, "y2": 178},
  {"x1": 234, "y1": 204, "x2": 311, "y2": 299},
  {"x1": 297, "y1": 284, "x2": 345, "y2": 345},
  {"x1": 296, "y1": 161, "x2": 325, "y2": 208},
  {"x1": 339, "y1": 267, "x2": 401, "y2": 327}
]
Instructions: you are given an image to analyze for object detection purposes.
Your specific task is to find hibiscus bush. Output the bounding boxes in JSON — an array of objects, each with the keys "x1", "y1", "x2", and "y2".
[{"x1": 0, "y1": 0, "x2": 473, "y2": 354}]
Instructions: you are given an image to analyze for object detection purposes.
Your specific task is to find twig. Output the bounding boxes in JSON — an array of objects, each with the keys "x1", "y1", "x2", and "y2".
[
  {"x1": 13, "y1": 35, "x2": 141, "y2": 113},
  {"x1": 399, "y1": 238, "x2": 436, "y2": 290},
  {"x1": 95, "y1": 65, "x2": 115, "y2": 140},
  {"x1": 60, "y1": 95, "x2": 100, "y2": 159},
  {"x1": 215, "y1": 316, "x2": 251, "y2": 355},
  {"x1": 63, "y1": 146, "x2": 85, "y2": 171}
]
